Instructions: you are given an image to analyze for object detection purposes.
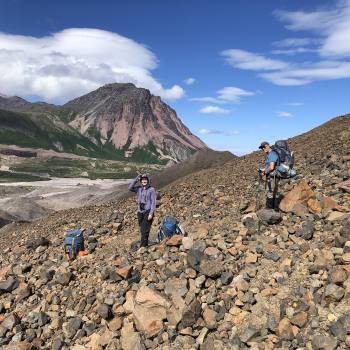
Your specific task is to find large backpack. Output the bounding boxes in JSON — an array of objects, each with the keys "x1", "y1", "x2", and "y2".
[
  {"x1": 272, "y1": 140, "x2": 295, "y2": 177},
  {"x1": 157, "y1": 216, "x2": 183, "y2": 242},
  {"x1": 64, "y1": 229, "x2": 85, "y2": 260}
]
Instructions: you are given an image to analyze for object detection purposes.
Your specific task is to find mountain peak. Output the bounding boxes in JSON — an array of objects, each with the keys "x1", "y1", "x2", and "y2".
[{"x1": 64, "y1": 83, "x2": 206, "y2": 162}]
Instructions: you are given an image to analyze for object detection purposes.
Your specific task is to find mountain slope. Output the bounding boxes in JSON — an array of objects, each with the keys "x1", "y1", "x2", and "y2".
[
  {"x1": 64, "y1": 83, "x2": 207, "y2": 162},
  {"x1": 0, "y1": 114, "x2": 349, "y2": 349},
  {"x1": 0, "y1": 84, "x2": 207, "y2": 163},
  {"x1": 0, "y1": 109, "x2": 106, "y2": 158}
]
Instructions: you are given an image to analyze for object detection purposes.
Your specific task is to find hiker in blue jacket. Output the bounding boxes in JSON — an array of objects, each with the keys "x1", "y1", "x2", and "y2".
[
  {"x1": 129, "y1": 174, "x2": 156, "y2": 247},
  {"x1": 259, "y1": 141, "x2": 279, "y2": 176},
  {"x1": 258, "y1": 141, "x2": 281, "y2": 207}
]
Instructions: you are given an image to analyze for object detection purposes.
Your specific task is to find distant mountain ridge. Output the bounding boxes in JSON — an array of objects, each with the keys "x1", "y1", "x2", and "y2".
[{"x1": 0, "y1": 84, "x2": 207, "y2": 163}]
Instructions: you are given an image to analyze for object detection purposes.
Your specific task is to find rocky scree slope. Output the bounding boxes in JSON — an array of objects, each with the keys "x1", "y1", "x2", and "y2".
[{"x1": 0, "y1": 114, "x2": 350, "y2": 349}]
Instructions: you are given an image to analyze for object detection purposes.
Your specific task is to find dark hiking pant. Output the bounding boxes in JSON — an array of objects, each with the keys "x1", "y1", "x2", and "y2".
[{"x1": 137, "y1": 210, "x2": 153, "y2": 247}]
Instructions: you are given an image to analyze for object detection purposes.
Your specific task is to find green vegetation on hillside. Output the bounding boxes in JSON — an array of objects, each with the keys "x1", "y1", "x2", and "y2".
[
  {"x1": 0, "y1": 109, "x2": 168, "y2": 164},
  {"x1": 10, "y1": 157, "x2": 163, "y2": 180},
  {"x1": 0, "y1": 171, "x2": 49, "y2": 183}
]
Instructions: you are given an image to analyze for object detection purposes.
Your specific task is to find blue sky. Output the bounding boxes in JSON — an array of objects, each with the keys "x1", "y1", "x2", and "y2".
[{"x1": 1, "y1": 0, "x2": 350, "y2": 154}]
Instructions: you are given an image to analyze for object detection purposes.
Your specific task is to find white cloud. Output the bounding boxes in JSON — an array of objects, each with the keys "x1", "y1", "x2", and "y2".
[
  {"x1": 0, "y1": 28, "x2": 185, "y2": 101},
  {"x1": 222, "y1": 49, "x2": 289, "y2": 71},
  {"x1": 288, "y1": 102, "x2": 304, "y2": 106},
  {"x1": 184, "y1": 77, "x2": 196, "y2": 85},
  {"x1": 271, "y1": 47, "x2": 318, "y2": 56},
  {"x1": 191, "y1": 86, "x2": 255, "y2": 105},
  {"x1": 199, "y1": 105, "x2": 230, "y2": 114},
  {"x1": 190, "y1": 97, "x2": 224, "y2": 104},
  {"x1": 199, "y1": 128, "x2": 239, "y2": 136},
  {"x1": 217, "y1": 86, "x2": 255, "y2": 103},
  {"x1": 260, "y1": 60, "x2": 350, "y2": 86},
  {"x1": 276, "y1": 111, "x2": 293, "y2": 117},
  {"x1": 222, "y1": 1, "x2": 350, "y2": 86},
  {"x1": 272, "y1": 37, "x2": 320, "y2": 48},
  {"x1": 274, "y1": 1, "x2": 350, "y2": 58}
]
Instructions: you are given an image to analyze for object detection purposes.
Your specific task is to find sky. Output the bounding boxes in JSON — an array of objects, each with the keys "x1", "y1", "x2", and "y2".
[{"x1": 0, "y1": 0, "x2": 350, "y2": 155}]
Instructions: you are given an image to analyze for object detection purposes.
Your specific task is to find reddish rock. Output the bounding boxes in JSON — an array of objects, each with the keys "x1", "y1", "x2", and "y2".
[
  {"x1": 278, "y1": 318, "x2": 295, "y2": 340},
  {"x1": 166, "y1": 235, "x2": 183, "y2": 246},
  {"x1": 204, "y1": 247, "x2": 220, "y2": 256},
  {"x1": 336, "y1": 179, "x2": 350, "y2": 194},
  {"x1": 307, "y1": 198, "x2": 322, "y2": 214},
  {"x1": 116, "y1": 265, "x2": 133, "y2": 279},
  {"x1": 290, "y1": 312, "x2": 308, "y2": 327},
  {"x1": 133, "y1": 286, "x2": 168, "y2": 338},
  {"x1": 279, "y1": 180, "x2": 315, "y2": 213}
]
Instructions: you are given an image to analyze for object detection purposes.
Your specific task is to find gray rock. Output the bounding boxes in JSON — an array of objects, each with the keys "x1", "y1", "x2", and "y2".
[
  {"x1": 2, "y1": 313, "x2": 20, "y2": 330},
  {"x1": 263, "y1": 251, "x2": 281, "y2": 262},
  {"x1": 257, "y1": 209, "x2": 281, "y2": 225},
  {"x1": 26, "y1": 237, "x2": 50, "y2": 250},
  {"x1": 311, "y1": 335, "x2": 338, "y2": 350},
  {"x1": 239, "y1": 327, "x2": 259, "y2": 343},
  {"x1": 55, "y1": 270, "x2": 72, "y2": 286},
  {"x1": 181, "y1": 299, "x2": 201, "y2": 328},
  {"x1": 296, "y1": 220, "x2": 315, "y2": 240},
  {"x1": 187, "y1": 245, "x2": 205, "y2": 272},
  {"x1": 199, "y1": 259, "x2": 223, "y2": 278},
  {"x1": 63, "y1": 317, "x2": 82, "y2": 339},
  {"x1": 324, "y1": 283, "x2": 345, "y2": 302},
  {"x1": 27, "y1": 312, "x2": 50, "y2": 327},
  {"x1": 96, "y1": 303, "x2": 111, "y2": 320},
  {"x1": 52, "y1": 339, "x2": 64, "y2": 350},
  {"x1": 329, "y1": 315, "x2": 350, "y2": 341},
  {"x1": 165, "y1": 277, "x2": 188, "y2": 297},
  {"x1": 0, "y1": 276, "x2": 18, "y2": 293},
  {"x1": 220, "y1": 271, "x2": 233, "y2": 285}
]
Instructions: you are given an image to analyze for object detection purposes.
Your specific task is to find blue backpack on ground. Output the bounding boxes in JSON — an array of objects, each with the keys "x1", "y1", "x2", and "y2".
[
  {"x1": 157, "y1": 216, "x2": 183, "y2": 242},
  {"x1": 64, "y1": 229, "x2": 84, "y2": 260}
]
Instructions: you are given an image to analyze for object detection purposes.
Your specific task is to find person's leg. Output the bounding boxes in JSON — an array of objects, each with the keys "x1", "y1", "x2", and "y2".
[
  {"x1": 137, "y1": 212, "x2": 145, "y2": 247},
  {"x1": 140, "y1": 211, "x2": 152, "y2": 247}
]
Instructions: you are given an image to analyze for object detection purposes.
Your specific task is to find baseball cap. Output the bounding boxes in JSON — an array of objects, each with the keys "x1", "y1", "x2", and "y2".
[{"x1": 259, "y1": 141, "x2": 269, "y2": 149}]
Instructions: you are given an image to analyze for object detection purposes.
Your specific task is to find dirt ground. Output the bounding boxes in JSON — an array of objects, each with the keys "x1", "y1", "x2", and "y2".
[{"x1": 0, "y1": 178, "x2": 130, "y2": 222}]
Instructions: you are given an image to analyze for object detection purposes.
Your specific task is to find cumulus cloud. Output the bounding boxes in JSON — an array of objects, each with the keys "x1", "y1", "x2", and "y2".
[
  {"x1": 276, "y1": 111, "x2": 293, "y2": 117},
  {"x1": 191, "y1": 86, "x2": 255, "y2": 105},
  {"x1": 184, "y1": 77, "x2": 196, "y2": 85},
  {"x1": 199, "y1": 105, "x2": 230, "y2": 114},
  {"x1": 0, "y1": 28, "x2": 185, "y2": 101},
  {"x1": 222, "y1": 49, "x2": 289, "y2": 71},
  {"x1": 199, "y1": 128, "x2": 239, "y2": 136}
]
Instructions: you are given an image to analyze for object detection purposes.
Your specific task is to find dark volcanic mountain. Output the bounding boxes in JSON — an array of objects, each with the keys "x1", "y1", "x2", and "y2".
[
  {"x1": 0, "y1": 84, "x2": 207, "y2": 163},
  {"x1": 64, "y1": 83, "x2": 206, "y2": 162}
]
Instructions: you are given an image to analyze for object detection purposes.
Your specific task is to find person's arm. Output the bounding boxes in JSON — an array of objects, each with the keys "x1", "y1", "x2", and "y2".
[
  {"x1": 266, "y1": 161, "x2": 276, "y2": 174},
  {"x1": 264, "y1": 153, "x2": 277, "y2": 175},
  {"x1": 128, "y1": 176, "x2": 141, "y2": 193},
  {"x1": 148, "y1": 188, "x2": 157, "y2": 220}
]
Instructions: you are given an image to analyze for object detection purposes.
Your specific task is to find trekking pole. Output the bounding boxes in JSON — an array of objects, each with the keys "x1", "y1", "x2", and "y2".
[{"x1": 257, "y1": 170, "x2": 263, "y2": 192}]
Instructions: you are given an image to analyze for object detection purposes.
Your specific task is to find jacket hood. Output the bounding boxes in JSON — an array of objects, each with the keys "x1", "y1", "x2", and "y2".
[{"x1": 140, "y1": 174, "x2": 151, "y2": 187}]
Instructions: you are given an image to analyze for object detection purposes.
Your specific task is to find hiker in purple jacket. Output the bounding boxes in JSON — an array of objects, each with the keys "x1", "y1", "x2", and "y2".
[{"x1": 128, "y1": 174, "x2": 156, "y2": 247}]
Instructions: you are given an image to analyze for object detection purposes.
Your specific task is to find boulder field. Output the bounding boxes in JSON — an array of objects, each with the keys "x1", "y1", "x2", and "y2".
[{"x1": 0, "y1": 114, "x2": 350, "y2": 349}]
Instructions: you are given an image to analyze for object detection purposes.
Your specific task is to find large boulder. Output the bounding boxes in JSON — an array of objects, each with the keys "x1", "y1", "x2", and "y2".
[
  {"x1": 279, "y1": 180, "x2": 315, "y2": 213},
  {"x1": 133, "y1": 286, "x2": 168, "y2": 338}
]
